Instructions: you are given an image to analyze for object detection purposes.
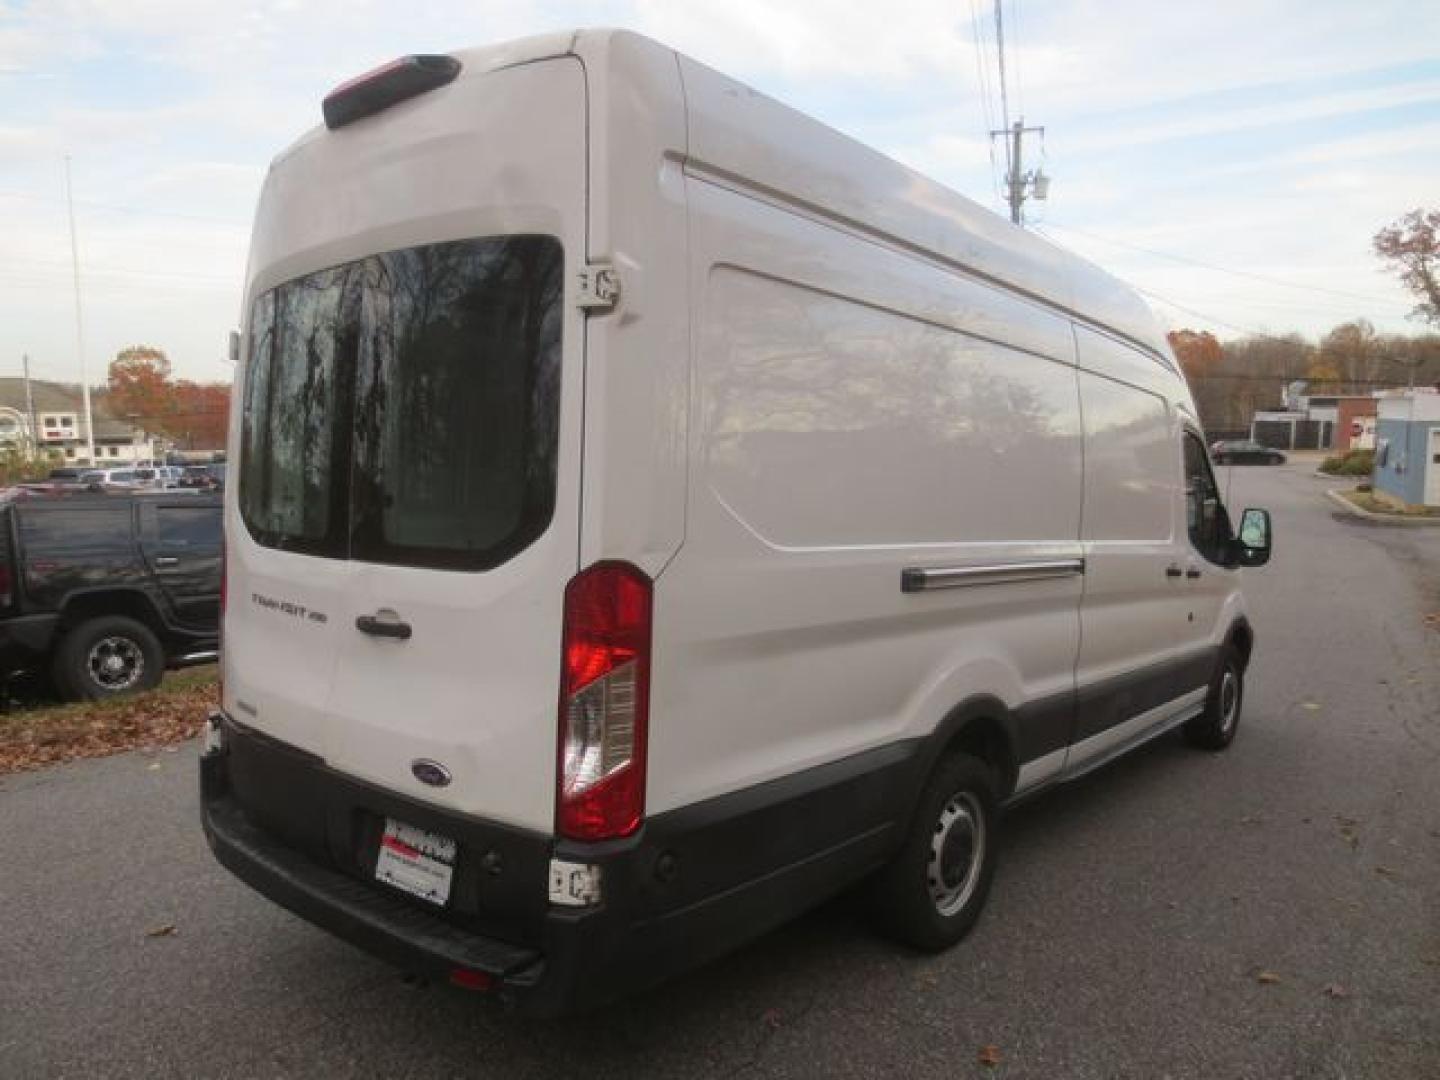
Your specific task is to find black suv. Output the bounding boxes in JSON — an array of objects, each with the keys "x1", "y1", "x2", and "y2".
[{"x1": 0, "y1": 492, "x2": 222, "y2": 700}]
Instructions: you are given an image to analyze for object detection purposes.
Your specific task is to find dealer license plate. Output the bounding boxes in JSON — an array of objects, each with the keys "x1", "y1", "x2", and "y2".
[{"x1": 375, "y1": 818, "x2": 457, "y2": 907}]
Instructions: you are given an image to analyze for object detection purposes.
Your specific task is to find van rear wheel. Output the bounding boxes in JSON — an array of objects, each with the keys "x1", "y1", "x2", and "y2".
[
  {"x1": 869, "y1": 752, "x2": 999, "y2": 951},
  {"x1": 1183, "y1": 645, "x2": 1244, "y2": 750},
  {"x1": 53, "y1": 616, "x2": 164, "y2": 702}
]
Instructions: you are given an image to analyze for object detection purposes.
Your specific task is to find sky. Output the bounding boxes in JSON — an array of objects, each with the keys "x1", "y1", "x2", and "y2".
[{"x1": 1, "y1": 0, "x2": 1437, "y2": 385}]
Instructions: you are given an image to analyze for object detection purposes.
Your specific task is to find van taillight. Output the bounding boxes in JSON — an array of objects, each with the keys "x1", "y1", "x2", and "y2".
[
  {"x1": 557, "y1": 563, "x2": 652, "y2": 842},
  {"x1": 0, "y1": 563, "x2": 11, "y2": 609}
]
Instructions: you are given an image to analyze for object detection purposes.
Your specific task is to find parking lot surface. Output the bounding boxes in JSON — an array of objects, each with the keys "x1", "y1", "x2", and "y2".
[{"x1": 2, "y1": 462, "x2": 1437, "y2": 1078}]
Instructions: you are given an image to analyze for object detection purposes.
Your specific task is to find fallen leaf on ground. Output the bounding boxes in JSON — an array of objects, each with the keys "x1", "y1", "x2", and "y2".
[
  {"x1": 1256, "y1": 971, "x2": 1282, "y2": 985},
  {"x1": 1374, "y1": 866, "x2": 1398, "y2": 878},
  {"x1": 1301, "y1": 702, "x2": 1322, "y2": 711},
  {"x1": 146, "y1": 924, "x2": 177, "y2": 938},
  {"x1": 978, "y1": 1045, "x2": 1003, "y2": 1068},
  {"x1": 1323, "y1": 983, "x2": 1348, "y2": 999}
]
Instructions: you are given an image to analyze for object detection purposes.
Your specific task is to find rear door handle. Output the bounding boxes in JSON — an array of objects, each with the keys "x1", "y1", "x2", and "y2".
[
  {"x1": 1186, "y1": 568, "x2": 1202, "y2": 579},
  {"x1": 1165, "y1": 565, "x2": 1183, "y2": 578},
  {"x1": 356, "y1": 611, "x2": 412, "y2": 640},
  {"x1": 153, "y1": 556, "x2": 180, "y2": 568}
]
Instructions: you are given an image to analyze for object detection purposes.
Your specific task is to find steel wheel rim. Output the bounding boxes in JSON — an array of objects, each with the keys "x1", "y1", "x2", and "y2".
[
  {"x1": 928, "y1": 791, "x2": 985, "y2": 917},
  {"x1": 88, "y1": 636, "x2": 144, "y2": 691},
  {"x1": 1219, "y1": 668, "x2": 1239, "y2": 734}
]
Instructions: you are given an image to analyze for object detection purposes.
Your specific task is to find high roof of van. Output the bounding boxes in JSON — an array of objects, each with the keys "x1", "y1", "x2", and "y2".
[{"x1": 276, "y1": 28, "x2": 1176, "y2": 368}]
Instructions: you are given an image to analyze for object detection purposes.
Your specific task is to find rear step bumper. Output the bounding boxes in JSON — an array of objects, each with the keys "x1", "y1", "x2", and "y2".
[
  {"x1": 202, "y1": 710, "x2": 915, "y2": 1016},
  {"x1": 202, "y1": 783, "x2": 546, "y2": 990}
]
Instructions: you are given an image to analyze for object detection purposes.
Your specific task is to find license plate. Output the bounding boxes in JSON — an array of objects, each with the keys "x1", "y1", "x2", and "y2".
[{"x1": 375, "y1": 818, "x2": 457, "y2": 907}]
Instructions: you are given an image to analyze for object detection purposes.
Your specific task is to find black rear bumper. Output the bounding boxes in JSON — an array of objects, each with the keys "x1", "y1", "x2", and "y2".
[{"x1": 201, "y1": 712, "x2": 916, "y2": 1016}]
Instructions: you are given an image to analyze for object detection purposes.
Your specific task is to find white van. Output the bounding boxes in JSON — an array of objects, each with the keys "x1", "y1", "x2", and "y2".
[{"x1": 201, "y1": 29, "x2": 1273, "y2": 1015}]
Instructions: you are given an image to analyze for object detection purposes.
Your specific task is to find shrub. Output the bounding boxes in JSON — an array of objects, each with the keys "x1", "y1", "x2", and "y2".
[{"x1": 1320, "y1": 448, "x2": 1375, "y2": 476}]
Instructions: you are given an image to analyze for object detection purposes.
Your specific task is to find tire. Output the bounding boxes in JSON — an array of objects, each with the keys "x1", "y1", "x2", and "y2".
[
  {"x1": 52, "y1": 615, "x2": 164, "y2": 702},
  {"x1": 869, "y1": 752, "x2": 1000, "y2": 951},
  {"x1": 1184, "y1": 645, "x2": 1244, "y2": 750}
]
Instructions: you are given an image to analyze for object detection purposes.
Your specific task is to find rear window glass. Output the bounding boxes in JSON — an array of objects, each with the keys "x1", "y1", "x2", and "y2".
[
  {"x1": 156, "y1": 506, "x2": 222, "y2": 549},
  {"x1": 20, "y1": 507, "x2": 133, "y2": 553},
  {"x1": 240, "y1": 235, "x2": 563, "y2": 570}
]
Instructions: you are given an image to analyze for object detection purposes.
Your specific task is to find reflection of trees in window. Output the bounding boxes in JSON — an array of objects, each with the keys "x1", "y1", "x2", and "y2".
[{"x1": 240, "y1": 236, "x2": 563, "y2": 567}]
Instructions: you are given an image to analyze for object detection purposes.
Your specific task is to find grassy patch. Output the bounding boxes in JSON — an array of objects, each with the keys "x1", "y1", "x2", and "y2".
[
  {"x1": 1338, "y1": 489, "x2": 1440, "y2": 518},
  {"x1": 0, "y1": 665, "x2": 216, "y2": 775},
  {"x1": 1320, "y1": 449, "x2": 1375, "y2": 476}
]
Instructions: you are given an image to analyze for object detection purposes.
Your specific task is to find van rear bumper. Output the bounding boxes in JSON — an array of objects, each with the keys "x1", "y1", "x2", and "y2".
[{"x1": 201, "y1": 710, "x2": 915, "y2": 1016}]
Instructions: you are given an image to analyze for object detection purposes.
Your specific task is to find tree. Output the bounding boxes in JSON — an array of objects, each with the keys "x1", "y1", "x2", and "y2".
[
  {"x1": 1317, "y1": 319, "x2": 1382, "y2": 389},
  {"x1": 108, "y1": 346, "x2": 174, "y2": 427},
  {"x1": 1373, "y1": 209, "x2": 1440, "y2": 327},
  {"x1": 1167, "y1": 329, "x2": 1223, "y2": 379}
]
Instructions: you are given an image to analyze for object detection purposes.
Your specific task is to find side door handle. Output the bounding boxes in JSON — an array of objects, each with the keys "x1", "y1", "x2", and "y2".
[
  {"x1": 153, "y1": 556, "x2": 180, "y2": 568},
  {"x1": 1165, "y1": 565, "x2": 1183, "y2": 578},
  {"x1": 1186, "y1": 568, "x2": 1202, "y2": 579},
  {"x1": 356, "y1": 610, "x2": 412, "y2": 640}
]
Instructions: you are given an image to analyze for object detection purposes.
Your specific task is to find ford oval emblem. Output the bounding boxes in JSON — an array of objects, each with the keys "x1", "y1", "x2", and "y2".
[{"x1": 411, "y1": 759, "x2": 452, "y2": 788}]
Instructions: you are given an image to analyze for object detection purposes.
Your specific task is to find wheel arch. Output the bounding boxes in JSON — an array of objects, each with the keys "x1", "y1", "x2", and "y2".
[
  {"x1": 907, "y1": 695, "x2": 1021, "y2": 816},
  {"x1": 1226, "y1": 617, "x2": 1254, "y2": 671},
  {"x1": 57, "y1": 588, "x2": 170, "y2": 644}
]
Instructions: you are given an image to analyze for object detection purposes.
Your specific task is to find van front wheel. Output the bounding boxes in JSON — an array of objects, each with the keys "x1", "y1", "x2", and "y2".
[
  {"x1": 1183, "y1": 645, "x2": 1244, "y2": 750},
  {"x1": 869, "y1": 752, "x2": 999, "y2": 951}
]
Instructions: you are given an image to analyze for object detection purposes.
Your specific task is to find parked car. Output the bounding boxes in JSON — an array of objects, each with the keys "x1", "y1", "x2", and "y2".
[
  {"x1": 1211, "y1": 440, "x2": 1286, "y2": 466},
  {"x1": 180, "y1": 465, "x2": 223, "y2": 490},
  {"x1": 78, "y1": 468, "x2": 146, "y2": 490},
  {"x1": 201, "y1": 31, "x2": 1274, "y2": 1018},
  {"x1": 0, "y1": 492, "x2": 222, "y2": 699}
]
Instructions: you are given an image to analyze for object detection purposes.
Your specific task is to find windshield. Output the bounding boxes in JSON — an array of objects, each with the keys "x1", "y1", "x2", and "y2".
[{"x1": 240, "y1": 234, "x2": 563, "y2": 570}]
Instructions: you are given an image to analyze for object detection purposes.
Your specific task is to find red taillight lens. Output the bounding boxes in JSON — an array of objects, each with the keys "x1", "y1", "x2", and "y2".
[
  {"x1": 557, "y1": 562, "x2": 652, "y2": 842},
  {"x1": 0, "y1": 562, "x2": 12, "y2": 609}
]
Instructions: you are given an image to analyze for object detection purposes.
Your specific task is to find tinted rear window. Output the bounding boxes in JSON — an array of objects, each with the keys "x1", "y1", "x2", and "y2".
[
  {"x1": 156, "y1": 506, "x2": 222, "y2": 549},
  {"x1": 240, "y1": 235, "x2": 563, "y2": 570},
  {"x1": 20, "y1": 506, "x2": 133, "y2": 553}
]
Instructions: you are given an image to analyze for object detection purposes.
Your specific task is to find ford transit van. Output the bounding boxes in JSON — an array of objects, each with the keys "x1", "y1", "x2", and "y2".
[{"x1": 201, "y1": 29, "x2": 1273, "y2": 1016}]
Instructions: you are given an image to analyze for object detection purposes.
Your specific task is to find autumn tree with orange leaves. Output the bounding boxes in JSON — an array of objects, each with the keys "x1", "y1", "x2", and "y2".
[{"x1": 106, "y1": 346, "x2": 230, "y2": 451}]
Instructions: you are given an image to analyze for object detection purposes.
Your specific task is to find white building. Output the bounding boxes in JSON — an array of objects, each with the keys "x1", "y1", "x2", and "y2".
[{"x1": 0, "y1": 378, "x2": 159, "y2": 466}]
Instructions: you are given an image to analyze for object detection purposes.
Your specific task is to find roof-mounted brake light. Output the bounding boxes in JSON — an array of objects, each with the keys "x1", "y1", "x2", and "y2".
[{"x1": 322, "y1": 54, "x2": 462, "y2": 130}]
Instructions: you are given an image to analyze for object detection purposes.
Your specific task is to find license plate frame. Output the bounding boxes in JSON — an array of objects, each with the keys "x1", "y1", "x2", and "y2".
[{"x1": 374, "y1": 818, "x2": 457, "y2": 907}]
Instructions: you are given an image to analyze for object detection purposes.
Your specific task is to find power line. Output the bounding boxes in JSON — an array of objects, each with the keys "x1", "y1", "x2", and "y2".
[
  {"x1": 1039, "y1": 221, "x2": 1411, "y2": 308},
  {"x1": 0, "y1": 189, "x2": 246, "y2": 227},
  {"x1": 992, "y1": 0, "x2": 1012, "y2": 138}
]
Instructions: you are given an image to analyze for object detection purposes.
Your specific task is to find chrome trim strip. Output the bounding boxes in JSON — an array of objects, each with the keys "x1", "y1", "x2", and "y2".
[{"x1": 901, "y1": 558, "x2": 1085, "y2": 593}]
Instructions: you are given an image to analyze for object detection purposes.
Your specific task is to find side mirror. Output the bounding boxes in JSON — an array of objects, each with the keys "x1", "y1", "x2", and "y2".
[{"x1": 1234, "y1": 507, "x2": 1272, "y2": 568}]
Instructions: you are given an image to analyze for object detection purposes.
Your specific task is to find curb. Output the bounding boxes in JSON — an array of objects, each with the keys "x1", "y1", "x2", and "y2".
[{"x1": 1325, "y1": 489, "x2": 1440, "y2": 527}]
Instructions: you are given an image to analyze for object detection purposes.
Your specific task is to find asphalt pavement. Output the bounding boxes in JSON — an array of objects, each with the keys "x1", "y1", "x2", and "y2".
[{"x1": 2, "y1": 460, "x2": 1437, "y2": 1078}]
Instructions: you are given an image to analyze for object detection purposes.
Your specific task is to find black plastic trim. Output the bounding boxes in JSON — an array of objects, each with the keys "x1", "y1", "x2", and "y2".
[{"x1": 323, "y1": 55, "x2": 462, "y2": 130}]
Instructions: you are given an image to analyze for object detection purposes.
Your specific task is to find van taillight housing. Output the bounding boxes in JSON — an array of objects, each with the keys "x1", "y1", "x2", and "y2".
[{"x1": 557, "y1": 562, "x2": 652, "y2": 842}]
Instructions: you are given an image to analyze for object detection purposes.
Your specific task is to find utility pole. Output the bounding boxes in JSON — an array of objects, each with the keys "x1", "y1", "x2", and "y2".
[
  {"x1": 64, "y1": 156, "x2": 97, "y2": 466},
  {"x1": 992, "y1": 118, "x2": 1049, "y2": 226},
  {"x1": 22, "y1": 354, "x2": 37, "y2": 458}
]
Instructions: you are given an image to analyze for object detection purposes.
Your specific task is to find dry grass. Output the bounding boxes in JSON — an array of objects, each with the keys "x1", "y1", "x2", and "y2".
[{"x1": 1339, "y1": 489, "x2": 1440, "y2": 518}]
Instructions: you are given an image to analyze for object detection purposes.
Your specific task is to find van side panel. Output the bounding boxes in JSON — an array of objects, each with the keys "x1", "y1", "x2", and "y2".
[
  {"x1": 649, "y1": 174, "x2": 1084, "y2": 817},
  {"x1": 573, "y1": 30, "x2": 690, "y2": 575},
  {"x1": 1069, "y1": 329, "x2": 1194, "y2": 770}
]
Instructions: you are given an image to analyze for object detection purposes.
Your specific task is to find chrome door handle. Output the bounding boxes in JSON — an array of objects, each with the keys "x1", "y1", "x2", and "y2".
[
  {"x1": 356, "y1": 610, "x2": 412, "y2": 640},
  {"x1": 153, "y1": 556, "x2": 180, "y2": 568}
]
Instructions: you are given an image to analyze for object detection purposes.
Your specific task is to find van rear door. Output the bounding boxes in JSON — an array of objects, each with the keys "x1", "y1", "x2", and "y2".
[{"x1": 227, "y1": 56, "x2": 587, "y2": 834}]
